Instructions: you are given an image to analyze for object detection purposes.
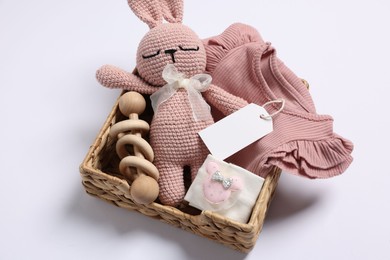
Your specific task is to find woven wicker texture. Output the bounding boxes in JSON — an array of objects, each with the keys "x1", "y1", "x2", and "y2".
[{"x1": 79, "y1": 92, "x2": 281, "y2": 252}]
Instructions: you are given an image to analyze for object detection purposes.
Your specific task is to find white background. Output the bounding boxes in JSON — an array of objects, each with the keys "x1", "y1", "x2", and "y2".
[{"x1": 1, "y1": 0, "x2": 389, "y2": 259}]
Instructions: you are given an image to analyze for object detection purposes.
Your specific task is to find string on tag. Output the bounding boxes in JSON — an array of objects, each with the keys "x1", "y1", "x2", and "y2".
[{"x1": 260, "y1": 98, "x2": 285, "y2": 120}]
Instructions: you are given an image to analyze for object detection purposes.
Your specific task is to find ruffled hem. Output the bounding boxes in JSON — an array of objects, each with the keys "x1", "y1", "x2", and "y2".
[
  {"x1": 256, "y1": 134, "x2": 354, "y2": 179},
  {"x1": 204, "y1": 23, "x2": 354, "y2": 179}
]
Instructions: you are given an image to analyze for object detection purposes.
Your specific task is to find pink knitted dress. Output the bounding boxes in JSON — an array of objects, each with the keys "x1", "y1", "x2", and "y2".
[{"x1": 203, "y1": 23, "x2": 353, "y2": 178}]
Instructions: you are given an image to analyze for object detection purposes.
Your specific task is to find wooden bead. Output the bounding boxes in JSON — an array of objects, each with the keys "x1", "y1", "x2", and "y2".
[
  {"x1": 119, "y1": 91, "x2": 146, "y2": 116},
  {"x1": 130, "y1": 175, "x2": 159, "y2": 204}
]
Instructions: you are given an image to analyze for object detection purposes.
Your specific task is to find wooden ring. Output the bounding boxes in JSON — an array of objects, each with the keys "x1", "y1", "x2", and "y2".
[
  {"x1": 119, "y1": 156, "x2": 159, "y2": 181},
  {"x1": 116, "y1": 135, "x2": 154, "y2": 161},
  {"x1": 109, "y1": 120, "x2": 150, "y2": 138}
]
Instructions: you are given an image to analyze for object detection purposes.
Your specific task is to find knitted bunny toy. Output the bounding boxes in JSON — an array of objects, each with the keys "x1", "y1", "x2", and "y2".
[{"x1": 96, "y1": 0, "x2": 247, "y2": 206}]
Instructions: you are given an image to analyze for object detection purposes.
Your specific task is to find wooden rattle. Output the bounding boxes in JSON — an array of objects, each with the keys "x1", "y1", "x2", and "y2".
[{"x1": 109, "y1": 91, "x2": 159, "y2": 204}]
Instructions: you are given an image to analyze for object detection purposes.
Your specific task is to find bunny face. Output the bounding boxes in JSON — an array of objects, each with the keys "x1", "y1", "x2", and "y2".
[{"x1": 136, "y1": 23, "x2": 207, "y2": 86}]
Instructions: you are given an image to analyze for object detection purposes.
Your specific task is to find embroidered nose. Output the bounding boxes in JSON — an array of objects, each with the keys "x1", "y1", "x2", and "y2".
[{"x1": 164, "y1": 49, "x2": 177, "y2": 63}]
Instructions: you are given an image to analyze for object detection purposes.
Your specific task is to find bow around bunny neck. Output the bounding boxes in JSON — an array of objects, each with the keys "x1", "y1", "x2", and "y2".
[{"x1": 150, "y1": 64, "x2": 212, "y2": 121}]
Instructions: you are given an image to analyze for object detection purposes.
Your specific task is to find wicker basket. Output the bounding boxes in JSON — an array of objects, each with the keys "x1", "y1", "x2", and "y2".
[{"x1": 79, "y1": 92, "x2": 281, "y2": 252}]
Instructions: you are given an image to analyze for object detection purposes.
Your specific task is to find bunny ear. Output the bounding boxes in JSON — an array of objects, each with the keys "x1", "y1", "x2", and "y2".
[
  {"x1": 127, "y1": 0, "x2": 163, "y2": 28},
  {"x1": 206, "y1": 162, "x2": 219, "y2": 175},
  {"x1": 160, "y1": 0, "x2": 183, "y2": 23}
]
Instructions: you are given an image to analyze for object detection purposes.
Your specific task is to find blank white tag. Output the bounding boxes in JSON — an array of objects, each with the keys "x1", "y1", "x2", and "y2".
[{"x1": 199, "y1": 103, "x2": 273, "y2": 160}]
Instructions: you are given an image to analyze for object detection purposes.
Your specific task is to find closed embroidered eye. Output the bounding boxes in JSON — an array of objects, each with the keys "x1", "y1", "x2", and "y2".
[
  {"x1": 178, "y1": 45, "x2": 200, "y2": 51},
  {"x1": 142, "y1": 50, "x2": 161, "y2": 59}
]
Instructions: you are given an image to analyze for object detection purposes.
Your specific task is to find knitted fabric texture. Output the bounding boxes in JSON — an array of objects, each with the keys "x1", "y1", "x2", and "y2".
[
  {"x1": 150, "y1": 84, "x2": 246, "y2": 206},
  {"x1": 149, "y1": 89, "x2": 213, "y2": 205},
  {"x1": 96, "y1": 4, "x2": 248, "y2": 206},
  {"x1": 137, "y1": 23, "x2": 207, "y2": 86},
  {"x1": 203, "y1": 23, "x2": 354, "y2": 178},
  {"x1": 127, "y1": 0, "x2": 183, "y2": 28}
]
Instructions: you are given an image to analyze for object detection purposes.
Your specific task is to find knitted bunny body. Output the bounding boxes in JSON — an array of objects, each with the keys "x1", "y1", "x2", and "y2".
[
  {"x1": 96, "y1": 0, "x2": 247, "y2": 206},
  {"x1": 150, "y1": 89, "x2": 213, "y2": 205}
]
